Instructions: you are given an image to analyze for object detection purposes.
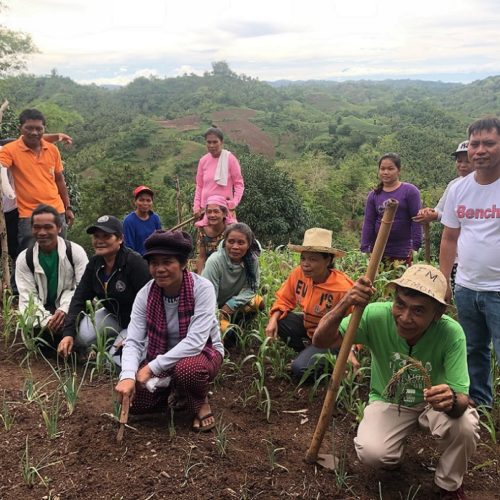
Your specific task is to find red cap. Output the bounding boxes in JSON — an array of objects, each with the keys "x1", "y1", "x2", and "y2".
[{"x1": 133, "y1": 185, "x2": 154, "y2": 198}]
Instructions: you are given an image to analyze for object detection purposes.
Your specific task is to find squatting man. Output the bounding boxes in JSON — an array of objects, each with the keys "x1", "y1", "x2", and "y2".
[{"x1": 312, "y1": 264, "x2": 479, "y2": 499}]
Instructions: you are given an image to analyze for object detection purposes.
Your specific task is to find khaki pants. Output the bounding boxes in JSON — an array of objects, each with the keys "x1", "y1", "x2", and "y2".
[{"x1": 354, "y1": 401, "x2": 479, "y2": 491}]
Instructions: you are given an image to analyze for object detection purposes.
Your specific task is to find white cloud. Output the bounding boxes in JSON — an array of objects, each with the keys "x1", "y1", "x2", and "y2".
[{"x1": 3, "y1": 0, "x2": 500, "y2": 83}]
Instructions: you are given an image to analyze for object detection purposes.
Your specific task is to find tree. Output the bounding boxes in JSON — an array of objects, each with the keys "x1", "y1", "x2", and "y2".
[
  {"x1": 0, "y1": 2, "x2": 37, "y2": 76},
  {"x1": 237, "y1": 153, "x2": 310, "y2": 246}
]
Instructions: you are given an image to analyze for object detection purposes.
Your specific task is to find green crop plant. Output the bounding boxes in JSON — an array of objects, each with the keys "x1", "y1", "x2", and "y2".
[
  {"x1": 1, "y1": 289, "x2": 17, "y2": 346},
  {"x1": 38, "y1": 392, "x2": 62, "y2": 439},
  {"x1": 15, "y1": 295, "x2": 51, "y2": 364},
  {"x1": 0, "y1": 390, "x2": 16, "y2": 431},
  {"x1": 215, "y1": 416, "x2": 232, "y2": 457},
  {"x1": 82, "y1": 302, "x2": 116, "y2": 380},
  {"x1": 44, "y1": 354, "x2": 89, "y2": 415},
  {"x1": 21, "y1": 437, "x2": 61, "y2": 487},
  {"x1": 168, "y1": 407, "x2": 176, "y2": 438},
  {"x1": 262, "y1": 439, "x2": 288, "y2": 472},
  {"x1": 180, "y1": 447, "x2": 203, "y2": 487},
  {"x1": 22, "y1": 363, "x2": 52, "y2": 404}
]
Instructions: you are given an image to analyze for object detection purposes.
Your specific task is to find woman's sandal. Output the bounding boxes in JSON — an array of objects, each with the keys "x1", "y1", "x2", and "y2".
[{"x1": 192, "y1": 413, "x2": 215, "y2": 432}]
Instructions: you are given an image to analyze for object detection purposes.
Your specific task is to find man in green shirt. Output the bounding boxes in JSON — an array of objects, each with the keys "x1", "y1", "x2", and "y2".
[
  {"x1": 313, "y1": 264, "x2": 479, "y2": 500},
  {"x1": 15, "y1": 204, "x2": 88, "y2": 342}
]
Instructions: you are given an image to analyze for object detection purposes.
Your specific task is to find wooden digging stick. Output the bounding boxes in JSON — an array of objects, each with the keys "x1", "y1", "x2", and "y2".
[
  {"x1": 305, "y1": 199, "x2": 399, "y2": 464},
  {"x1": 116, "y1": 395, "x2": 130, "y2": 444},
  {"x1": 423, "y1": 222, "x2": 431, "y2": 263},
  {"x1": 168, "y1": 211, "x2": 204, "y2": 232}
]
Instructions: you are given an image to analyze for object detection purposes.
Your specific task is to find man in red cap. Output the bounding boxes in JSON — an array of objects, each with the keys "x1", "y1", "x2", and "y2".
[{"x1": 123, "y1": 185, "x2": 162, "y2": 255}]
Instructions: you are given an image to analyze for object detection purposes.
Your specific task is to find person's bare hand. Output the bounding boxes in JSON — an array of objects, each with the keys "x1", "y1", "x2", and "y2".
[
  {"x1": 47, "y1": 309, "x2": 66, "y2": 333},
  {"x1": 115, "y1": 378, "x2": 136, "y2": 403},
  {"x1": 57, "y1": 336, "x2": 74, "y2": 358},
  {"x1": 57, "y1": 133, "x2": 73, "y2": 145},
  {"x1": 265, "y1": 318, "x2": 278, "y2": 339},
  {"x1": 347, "y1": 276, "x2": 375, "y2": 308},
  {"x1": 424, "y1": 384, "x2": 455, "y2": 412},
  {"x1": 65, "y1": 208, "x2": 75, "y2": 226},
  {"x1": 413, "y1": 208, "x2": 438, "y2": 224},
  {"x1": 136, "y1": 364, "x2": 154, "y2": 385}
]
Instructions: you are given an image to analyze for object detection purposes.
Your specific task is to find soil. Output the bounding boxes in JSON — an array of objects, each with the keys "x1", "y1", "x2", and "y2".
[{"x1": 0, "y1": 344, "x2": 498, "y2": 500}]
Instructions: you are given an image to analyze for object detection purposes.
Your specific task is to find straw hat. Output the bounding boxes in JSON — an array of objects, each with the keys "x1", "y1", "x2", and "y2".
[
  {"x1": 288, "y1": 228, "x2": 345, "y2": 257},
  {"x1": 387, "y1": 264, "x2": 448, "y2": 305}
]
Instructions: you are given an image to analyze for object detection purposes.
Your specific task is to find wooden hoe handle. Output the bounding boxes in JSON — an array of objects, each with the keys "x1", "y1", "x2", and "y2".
[{"x1": 305, "y1": 199, "x2": 399, "y2": 464}]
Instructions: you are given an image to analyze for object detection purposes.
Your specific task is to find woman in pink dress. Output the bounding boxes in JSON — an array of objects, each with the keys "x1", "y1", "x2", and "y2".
[{"x1": 192, "y1": 127, "x2": 244, "y2": 219}]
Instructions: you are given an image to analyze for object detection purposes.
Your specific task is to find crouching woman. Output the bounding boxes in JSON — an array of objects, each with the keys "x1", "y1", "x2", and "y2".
[{"x1": 115, "y1": 230, "x2": 224, "y2": 432}]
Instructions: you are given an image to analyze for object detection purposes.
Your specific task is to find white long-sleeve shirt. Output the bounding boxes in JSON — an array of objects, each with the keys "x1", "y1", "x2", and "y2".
[{"x1": 120, "y1": 273, "x2": 224, "y2": 381}]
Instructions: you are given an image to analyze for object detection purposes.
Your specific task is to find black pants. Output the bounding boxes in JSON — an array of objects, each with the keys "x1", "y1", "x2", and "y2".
[{"x1": 277, "y1": 312, "x2": 337, "y2": 380}]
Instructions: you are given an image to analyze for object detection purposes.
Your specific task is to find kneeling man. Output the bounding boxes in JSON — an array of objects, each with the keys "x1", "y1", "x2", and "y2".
[
  {"x1": 313, "y1": 264, "x2": 479, "y2": 499},
  {"x1": 16, "y1": 204, "x2": 88, "y2": 342}
]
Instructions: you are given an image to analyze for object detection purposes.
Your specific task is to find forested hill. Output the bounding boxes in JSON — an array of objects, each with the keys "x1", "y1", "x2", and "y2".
[{"x1": 1, "y1": 64, "x2": 500, "y2": 250}]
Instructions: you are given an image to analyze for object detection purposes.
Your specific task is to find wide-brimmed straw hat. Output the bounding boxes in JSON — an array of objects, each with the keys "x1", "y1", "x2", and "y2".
[
  {"x1": 387, "y1": 264, "x2": 448, "y2": 305},
  {"x1": 288, "y1": 228, "x2": 345, "y2": 257}
]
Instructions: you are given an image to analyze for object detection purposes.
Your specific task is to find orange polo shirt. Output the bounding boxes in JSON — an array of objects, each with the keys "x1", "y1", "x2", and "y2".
[
  {"x1": 0, "y1": 137, "x2": 64, "y2": 217},
  {"x1": 270, "y1": 266, "x2": 354, "y2": 339}
]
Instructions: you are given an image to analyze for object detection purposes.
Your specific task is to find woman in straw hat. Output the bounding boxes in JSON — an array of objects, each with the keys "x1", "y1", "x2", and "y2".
[
  {"x1": 265, "y1": 228, "x2": 356, "y2": 379},
  {"x1": 115, "y1": 230, "x2": 224, "y2": 432}
]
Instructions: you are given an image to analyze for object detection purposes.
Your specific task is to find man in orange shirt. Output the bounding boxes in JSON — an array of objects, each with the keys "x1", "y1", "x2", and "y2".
[{"x1": 0, "y1": 109, "x2": 74, "y2": 252}]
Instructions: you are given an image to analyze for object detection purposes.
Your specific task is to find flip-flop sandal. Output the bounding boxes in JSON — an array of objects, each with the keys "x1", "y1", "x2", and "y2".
[{"x1": 192, "y1": 412, "x2": 215, "y2": 432}]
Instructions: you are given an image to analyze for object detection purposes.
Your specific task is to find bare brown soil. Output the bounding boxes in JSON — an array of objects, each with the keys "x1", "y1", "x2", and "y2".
[
  {"x1": 159, "y1": 116, "x2": 201, "y2": 131},
  {"x1": 0, "y1": 345, "x2": 498, "y2": 500},
  {"x1": 211, "y1": 109, "x2": 275, "y2": 158}
]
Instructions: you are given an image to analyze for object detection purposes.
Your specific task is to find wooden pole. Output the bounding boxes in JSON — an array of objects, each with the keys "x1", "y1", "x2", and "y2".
[
  {"x1": 305, "y1": 199, "x2": 399, "y2": 464},
  {"x1": 423, "y1": 222, "x2": 431, "y2": 263},
  {"x1": 0, "y1": 99, "x2": 12, "y2": 291},
  {"x1": 167, "y1": 211, "x2": 204, "y2": 232},
  {"x1": 116, "y1": 395, "x2": 130, "y2": 444},
  {"x1": 175, "y1": 175, "x2": 182, "y2": 225}
]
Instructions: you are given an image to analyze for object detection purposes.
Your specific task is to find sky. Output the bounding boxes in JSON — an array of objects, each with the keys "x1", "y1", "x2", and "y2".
[{"x1": 3, "y1": 0, "x2": 500, "y2": 86}]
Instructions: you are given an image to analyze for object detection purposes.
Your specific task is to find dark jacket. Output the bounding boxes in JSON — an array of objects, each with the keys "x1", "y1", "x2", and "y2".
[{"x1": 62, "y1": 246, "x2": 151, "y2": 338}]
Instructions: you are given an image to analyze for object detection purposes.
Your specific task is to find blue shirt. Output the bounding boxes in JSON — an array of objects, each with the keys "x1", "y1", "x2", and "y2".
[{"x1": 123, "y1": 211, "x2": 161, "y2": 255}]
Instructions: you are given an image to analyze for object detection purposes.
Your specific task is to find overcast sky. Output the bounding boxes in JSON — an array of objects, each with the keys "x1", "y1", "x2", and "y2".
[{"x1": 3, "y1": 0, "x2": 500, "y2": 85}]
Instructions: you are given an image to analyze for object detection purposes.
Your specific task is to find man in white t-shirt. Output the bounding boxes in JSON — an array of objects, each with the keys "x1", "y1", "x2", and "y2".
[{"x1": 440, "y1": 117, "x2": 500, "y2": 407}]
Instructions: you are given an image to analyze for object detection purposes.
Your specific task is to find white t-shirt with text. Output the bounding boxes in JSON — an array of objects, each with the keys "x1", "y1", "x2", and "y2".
[{"x1": 441, "y1": 173, "x2": 500, "y2": 291}]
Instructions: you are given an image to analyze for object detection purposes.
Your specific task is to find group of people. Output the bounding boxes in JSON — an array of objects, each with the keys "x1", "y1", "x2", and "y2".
[{"x1": 1, "y1": 108, "x2": 499, "y2": 499}]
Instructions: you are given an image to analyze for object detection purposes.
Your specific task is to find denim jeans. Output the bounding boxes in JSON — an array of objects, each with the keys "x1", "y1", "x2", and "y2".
[{"x1": 454, "y1": 284, "x2": 500, "y2": 407}]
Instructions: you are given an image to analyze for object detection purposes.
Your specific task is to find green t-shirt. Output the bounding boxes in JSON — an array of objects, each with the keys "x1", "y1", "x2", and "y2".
[
  {"x1": 38, "y1": 249, "x2": 59, "y2": 308},
  {"x1": 339, "y1": 302, "x2": 469, "y2": 406}
]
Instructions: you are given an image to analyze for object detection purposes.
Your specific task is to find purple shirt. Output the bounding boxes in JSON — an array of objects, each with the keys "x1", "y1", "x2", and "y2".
[{"x1": 360, "y1": 182, "x2": 422, "y2": 259}]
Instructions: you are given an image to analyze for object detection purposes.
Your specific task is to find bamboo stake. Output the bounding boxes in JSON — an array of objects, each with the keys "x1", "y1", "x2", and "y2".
[
  {"x1": 0, "y1": 107, "x2": 11, "y2": 289},
  {"x1": 168, "y1": 211, "x2": 204, "y2": 232},
  {"x1": 423, "y1": 222, "x2": 431, "y2": 263},
  {"x1": 305, "y1": 198, "x2": 399, "y2": 464}
]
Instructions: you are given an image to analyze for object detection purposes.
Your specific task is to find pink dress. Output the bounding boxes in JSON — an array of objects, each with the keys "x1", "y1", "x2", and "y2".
[{"x1": 193, "y1": 152, "x2": 244, "y2": 213}]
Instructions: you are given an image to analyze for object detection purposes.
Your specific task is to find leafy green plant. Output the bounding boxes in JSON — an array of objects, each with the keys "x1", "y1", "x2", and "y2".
[
  {"x1": 0, "y1": 391, "x2": 16, "y2": 431},
  {"x1": 262, "y1": 439, "x2": 288, "y2": 472},
  {"x1": 180, "y1": 447, "x2": 203, "y2": 487},
  {"x1": 15, "y1": 295, "x2": 51, "y2": 364},
  {"x1": 44, "y1": 354, "x2": 89, "y2": 415},
  {"x1": 215, "y1": 417, "x2": 232, "y2": 457},
  {"x1": 1, "y1": 289, "x2": 17, "y2": 346},
  {"x1": 21, "y1": 437, "x2": 61, "y2": 488},
  {"x1": 38, "y1": 393, "x2": 62, "y2": 439}
]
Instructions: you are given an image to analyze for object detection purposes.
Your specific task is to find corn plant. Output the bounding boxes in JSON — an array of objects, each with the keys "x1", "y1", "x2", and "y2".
[
  {"x1": 243, "y1": 349, "x2": 272, "y2": 421},
  {"x1": 38, "y1": 392, "x2": 62, "y2": 439},
  {"x1": 1, "y1": 288, "x2": 17, "y2": 346},
  {"x1": 16, "y1": 295, "x2": 51, "y2": 364},
  {"x1": 82, "y1": 302, "x2": 116, "y2": 380},
  {"x1": 168, "y1": 407, "x2": 176, "y2": 438},
  {"x1": 215, "y1": 417, "x2": 232, "y2": 457},
  {"x1": 21, "y1": 437, "x2": 61, "y2": 487},
  {"x1": 22, "y1": 363, "x2": 52, "y2": 404},
  {"x1": 0, "y1": 391, "x2": 16, "y2": 431},
  {"x1": 180, "y1": 447, "x2": 203, "y2": 487},
  {"x1": 262, "y1": 439, "x2": 288, "y2": 472},
  {"x1": 44, "y1": 354, "x2": 89, "y2": 415}
]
